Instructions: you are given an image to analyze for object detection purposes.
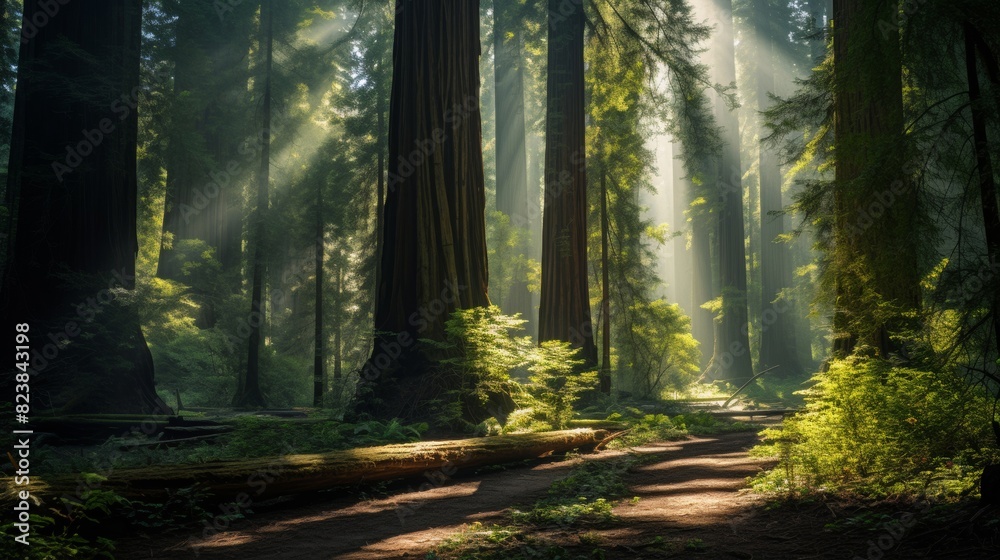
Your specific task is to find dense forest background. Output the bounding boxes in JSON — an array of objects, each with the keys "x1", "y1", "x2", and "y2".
[
  {"x1": 1, "y1": 0, "x2": 999, "y2": 440},
  {"x1": 0, "y1": 0, "x2": 999, "y2": 556}
]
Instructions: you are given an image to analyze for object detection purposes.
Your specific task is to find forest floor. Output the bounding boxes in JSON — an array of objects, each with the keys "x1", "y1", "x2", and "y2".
[{"x1": 116, "y1": 427, "x2": 996, "y2": 560}]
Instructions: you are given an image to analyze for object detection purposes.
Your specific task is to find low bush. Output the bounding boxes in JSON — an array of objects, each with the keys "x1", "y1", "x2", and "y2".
[{"x1": 750, "y1": 357, "x2": 998, "y2": 498}]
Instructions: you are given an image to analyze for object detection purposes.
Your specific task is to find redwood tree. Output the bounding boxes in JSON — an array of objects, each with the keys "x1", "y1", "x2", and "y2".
[
  {"x1": 704, "y1": 0, "x2": 753, "y2": 383},
  {"x1": 357, "y1": 0, "x2": 491, "y2": 419},
  {"x1": 754, "y1": 0, "x2": 802, "y2": 377},
  {"x1": 539, "y1": 0, "x2": 597, "y2": 367},
  {"x1": 1, "y1": 0, "x2": 169, "y2": 414},
  {"x1": 830, "y1": 0, "x2": 919, "y2": 357}
]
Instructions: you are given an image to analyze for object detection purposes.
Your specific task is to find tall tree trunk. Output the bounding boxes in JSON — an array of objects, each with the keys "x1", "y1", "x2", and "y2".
[
  {"x1": 493, "y1": 0, "x2": 533, "y2": 332},
  {"x1": 831, "y1": 0, "x2": 917, "y2": 358},
  {"x1": 539, "y1": 0, "x2": 597, "y2": 367},
  {"x1": 375, "y1": 82, "x2": 385, "y2": 301},
  {"x1": 1, "y1": 0, "x2": 169, "y2": 414},
  {"x1": 334, "y1": 259, "x2": 343, "y2": 381},
  {"x1": 600, "y1": 165, "x2": 611, "y2": 394},
  {"x1": 357, "y1": 0, "x2": 490, "y2": 420},
  {"x1": 236, "y1": 0, "x2": 273, "y2": 408},
  {"x1": 690, "y1": 216, "x2": 715, "y2": 369},
  {"x1": 964, "y1": 21, "x2": 1000, "y2": 353},
  {"x1": 704, "y1": 0, "x2": 753, "y2": 382},
  {"x1": 313, "y1": 177, "x2": 325, "y2": 407},
  {"x1": 755, "y1": 0, "x2": 802, "y2": 377},
  {"x1": 670, "y1": 141, "x2": 694, "y2": 319}
]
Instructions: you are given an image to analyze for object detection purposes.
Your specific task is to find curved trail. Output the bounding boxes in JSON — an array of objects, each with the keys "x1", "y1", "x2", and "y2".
[{"x1": 114, "y1": 431, "x2": 912, "y2": 559}]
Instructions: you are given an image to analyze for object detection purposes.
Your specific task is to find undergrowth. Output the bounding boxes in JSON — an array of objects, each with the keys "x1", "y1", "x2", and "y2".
[{"x1": 750, "y1": 357, "x2": 998, "y2": 499}]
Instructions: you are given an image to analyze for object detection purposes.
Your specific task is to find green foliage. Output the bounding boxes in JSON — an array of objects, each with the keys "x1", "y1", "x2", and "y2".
[
  {"x1": 751, "y1": 358, "x2": 997, "y2": 498},
  {"x1": 1, "y1": 480, "x2": 125, "y2": 560},
  {"x1": 486, "y1": 210, "x2": 537, "y2": 312},
  {"x1": 605, "y1": 413, "x2": 687, "y2": 448},
  {"x1": 604, "y1": 410, "x2": 755, "y2": 449},
  {"x1": 422, "y1": 306, "x2": 531, "y2": 426},
  {"x1": 425, "y1": 307, "x2": 599, "y2": 429},
  {"x1": 614, "y1": 299, "x2": 701, "y2": 399},
  {"x1": 123, "y1": 487, "x2": 213, "y2": 531},
  {"x1": 525, "y1": 342, "x2": 599, "y2": 429}
]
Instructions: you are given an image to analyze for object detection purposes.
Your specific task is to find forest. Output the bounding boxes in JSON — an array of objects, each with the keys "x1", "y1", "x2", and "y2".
[{"x1": 0, "y1": 0, "x2": 999, "y2": 558}]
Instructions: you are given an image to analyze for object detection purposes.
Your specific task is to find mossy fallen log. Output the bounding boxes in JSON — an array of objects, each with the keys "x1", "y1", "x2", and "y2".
[{"x1": 7, "y1": 429, "x2": 607, "y2": 504}]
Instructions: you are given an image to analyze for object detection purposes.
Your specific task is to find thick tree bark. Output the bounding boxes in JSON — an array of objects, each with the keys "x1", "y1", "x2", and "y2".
[
  {"x1": 831, "y1": 0, "x2": 918, "y2": 358},
  {"x1": 539, "y1": 0, "x2": 597, "y2": 367},
  {"x1": 358, "y1": 0, "x2": 490, "y2": 419},
  {"x1": 236, "y1": 0, "x2": 273, "y2": 408},
  {"x1": 493, "y1": 0, "x2": 533, "y2": 332},
  {"x1": 704, "y1": 0, "x2": 753, "y2": 383},
  {"x1": 0, "y1": 0, "x2": 169, "y2": 414},
  {"x1": 755, "y1": 0, "x2": 802, "y2": 377}
]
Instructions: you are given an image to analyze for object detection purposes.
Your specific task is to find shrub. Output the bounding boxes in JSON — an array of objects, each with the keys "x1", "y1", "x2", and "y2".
[{"x1": 751, "y1": 357, "x2": 997, "y2": 497}]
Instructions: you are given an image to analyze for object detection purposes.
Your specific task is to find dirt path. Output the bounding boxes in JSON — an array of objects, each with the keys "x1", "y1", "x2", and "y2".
[{"x1": 114, "y1": 431, "x2": 958, "y2": 560}]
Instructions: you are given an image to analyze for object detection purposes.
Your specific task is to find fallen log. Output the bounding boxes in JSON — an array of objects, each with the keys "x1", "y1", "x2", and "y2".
[{"x1": 7, "y1": 429, "x2": 607, "y2": 504}]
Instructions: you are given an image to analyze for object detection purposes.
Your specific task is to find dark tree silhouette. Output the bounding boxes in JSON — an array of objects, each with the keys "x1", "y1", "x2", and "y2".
[{"x1": 1, "y1": 0, "x2": 169, "y2": 414}]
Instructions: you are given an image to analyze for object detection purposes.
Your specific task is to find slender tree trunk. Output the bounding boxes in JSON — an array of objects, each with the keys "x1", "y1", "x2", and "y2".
[
  {"x1": 539, "y1": 0, "x2": 597, "y2": 367},
  {"x1": 1, "y1": 0, "x2": 169, "y2": 414},
  {"x1": 690, "y1": 217, "x2": 715, "y2": 369},
  {"x1": 314, "y1": 178, "x2": 325, "y2": 407},
  {"x1": 600, "y1": 165, "x2": 611, "y2": 394},
  {"x1": 357, "y1": 0, "x2": 490, "y2": 420},
  {"x1": 493, "y1": 0, "x2": 533, "y2": 331},
  {"x1": 964, "y1": 21, "x2": 1000, "y2": 353},
  {"x1": 237, "y1": 0, "x2": 273, "y2": 408},
  {"x1": 755, "y1": 0, "x2": 802, "y2": 377},
  {"x1": 704, "y1": 0, "x2": 752, "y2": 382},
  {"x1": 334, "y1": 260, "x2": 343, "y2": 381},
  {"x1": 671, "y1": 142, "x2": 694, "y2": 319},
  {"x1": 375, "y1": 84, "x2": 385, "y2": 300}
]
